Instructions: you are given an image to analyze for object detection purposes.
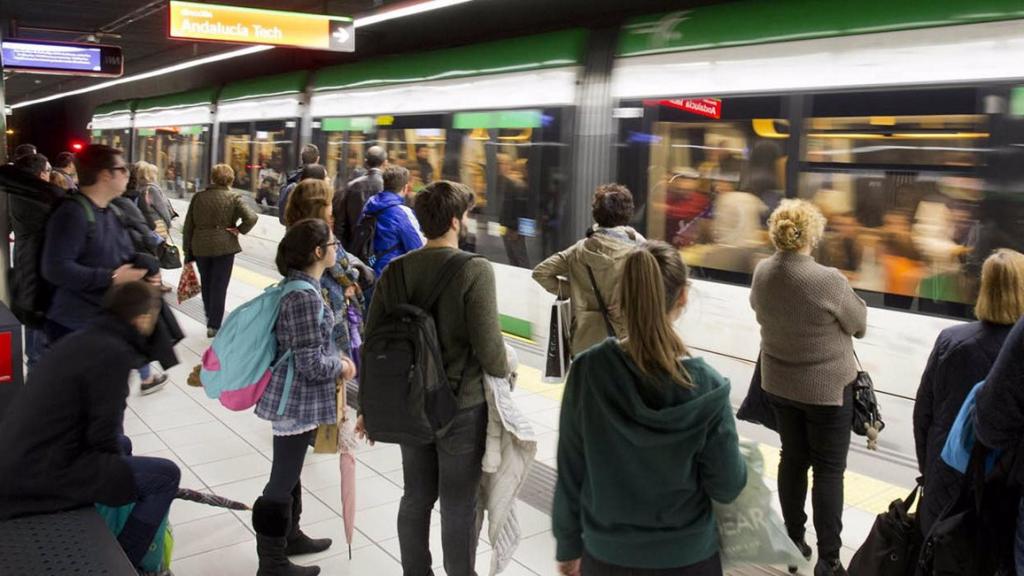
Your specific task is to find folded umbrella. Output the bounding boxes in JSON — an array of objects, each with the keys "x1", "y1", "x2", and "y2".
[{"x1": 176, "y1": 488, "x2": 250, "y2": 511}]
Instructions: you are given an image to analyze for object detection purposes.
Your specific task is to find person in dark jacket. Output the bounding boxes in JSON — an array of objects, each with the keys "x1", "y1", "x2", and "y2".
[
  {"x1": 182, "y1": 163, "x2": 259, "y2": 338},
  {"x1": 285, "y1": 144, "x2": 320, "y2": 187},
  {"x1": 497, "y1": 153, "x2": 530, "y2": 267},
  {"x1": 356, "y1": 164, "x2": 425, "y2": 279},
  {"x1": 2, "y1": 156, "x2": 64, "y2": 367},
  {"x1": 279, "y1": 164, "x2": 328, "y2": 226},
  {"x1": 914, "y1": 249, "x2": 1024, "y2": 535},
  {"x1": 335, "y1": 145, "x2": 385, "y2": 251},
  {"x1": 252, "y1": 219, "x2": 356, "y2": 576},
  {"x1": 0, "y1": 281, "x2": 181, "y2": 571},
  {"x1": 554, "y1": 241, "x2": 746, "y2": 576},
  {"x1": 973, "y1": 267, "x2": 1024, "y2": 574}
]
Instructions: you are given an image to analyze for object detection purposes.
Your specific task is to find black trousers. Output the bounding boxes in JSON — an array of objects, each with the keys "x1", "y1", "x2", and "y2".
[
  {"x1": 581, "y1": 551, "x2": 722, "y2": 576},
  {"x1": 769, "y1": 385, "x2": 853, "y2": 562},
  {"x1": 195, "y1": 254, "x2": 235, "y2": 330},
  {"x1": 263, "y1": 431, "x2": 314, "y2": 499}
]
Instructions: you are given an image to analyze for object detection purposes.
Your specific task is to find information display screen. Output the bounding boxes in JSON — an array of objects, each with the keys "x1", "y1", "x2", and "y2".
[{"x1": 1, "y1": 39, "x2": 123, "y2": 77}]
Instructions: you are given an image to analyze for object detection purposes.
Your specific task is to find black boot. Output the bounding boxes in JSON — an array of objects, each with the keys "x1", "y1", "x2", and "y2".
[
  {"x1": 788, "y1": 535, "x2": 812, "y2": 574},
  {"x1": 252, "y1": 496, "x2": 321, "y2": 576},
  {"x1": 285, "y1": 482, "x2": 332, "y2": 556},
  {"x1": 814, "y1": 558, "x2": 847, "y2": 576}
]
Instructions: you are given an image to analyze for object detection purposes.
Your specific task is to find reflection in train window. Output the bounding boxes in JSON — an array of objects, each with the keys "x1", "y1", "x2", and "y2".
[
  {"x1": 801, "y1": 106, "x2": 989, "y2": 308},
  {"x1": 220, "y1": 121, "x2": 296, "y2": 209},
  {"x1": 642, "y1": 96, "x2": 787, "y2": 277},
  {"x1": 134, "y1": 126, "x2": 209, "y2": 197}
]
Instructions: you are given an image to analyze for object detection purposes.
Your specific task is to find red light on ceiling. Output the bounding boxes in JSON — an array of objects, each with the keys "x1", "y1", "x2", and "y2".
[{"x1": 70, "y1": 142, "x2": 84, "y2": 152}]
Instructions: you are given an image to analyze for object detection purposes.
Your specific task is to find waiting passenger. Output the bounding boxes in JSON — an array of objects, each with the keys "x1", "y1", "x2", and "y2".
[
  {"x1": 286, "y1": 143, "x2": 321, "y2": 187},
  {"x1": 0, "y1": 281, "x2": 181, "y2": 572},
  {"x1": 133, "y1": 161, "x2": 175, "y2": 240},
  {"x1": 51, "y1": 151, "x2": 78, "y2": 191},
  {"x1": 41, "y1": 145, "x2": 171, "y2": 394},
  {"x1": 252, "y1": 219, "x2": 356, "y2": 576},
  {"x1": 182, "y1": 163, "x2": 259, "y2": 338},
  {"x1": 915, "y1": 249, "x2": 1024, "y2": 535},
  {"x1": 749, "y1": 199, "x2": 867, "y2": 576},
  {"x1": 355, "y1": 164, "x2": 425, "y2": 279},
  {"x1": 532, "y1": 183, "x2": 645, "y2": 357},
  {"x1": 283, "y1": 177, "x2": 374, "y2": 365},
  {"x1": 976, "y1": 314, "x2": 1024, "y2": 574},
  {"x1": 2, "y1": 154, "x2": 65, "y2": 368},
  {"x1": 360, "y1": 181, "x2": 508, "y2": 576},
  {"x1": 553, "y1": 240, "x2": 746, "y2": 576},
  {"x1": 15, "y1": 152, "x2": 51, "y2": 182},
  {"x1": 336, "y1": 145, "x2": 386, "y2": 251},
  {"x1": 279, "y1": 163, "x2": 328, "y2": 226},
  {"x1": 11, "y1": 142, "x2": 37, "y2": 163}
]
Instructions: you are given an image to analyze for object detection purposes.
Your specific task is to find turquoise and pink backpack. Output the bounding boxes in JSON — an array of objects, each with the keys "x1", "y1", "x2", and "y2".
[{"x1": 201, "y1": 279, "x2": 322, "y2": 412}]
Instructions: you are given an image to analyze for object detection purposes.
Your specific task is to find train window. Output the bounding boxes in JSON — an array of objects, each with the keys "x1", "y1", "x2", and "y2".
[
  {"x1": 634, "y1": 96, "x2": 787, "y2": 277},
  {"x1": 90, "y1": 129, "x2": 130, "y2": 153},
  {"x1": 134, "y1": 126, "x2": 209, "y2": 197},
  {"x1": 800, "y1": 89, "x2": 988, "y2": 313},
  {"x1": 450, "y1": 109, "x2": 566, "y2": 269},
  {"x1": 220, "y1": 121, "x2": 297, "y2": 211}
]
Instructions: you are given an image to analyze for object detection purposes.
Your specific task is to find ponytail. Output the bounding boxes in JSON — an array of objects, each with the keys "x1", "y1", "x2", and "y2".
[{"x1": 619, "y1": 241, "x2": 692, "y2": 388}]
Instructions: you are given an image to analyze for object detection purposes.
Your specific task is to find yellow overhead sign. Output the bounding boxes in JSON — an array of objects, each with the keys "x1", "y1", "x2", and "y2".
[{"x1": 168, "y1": 1, "x2": 354, "y2": 52}]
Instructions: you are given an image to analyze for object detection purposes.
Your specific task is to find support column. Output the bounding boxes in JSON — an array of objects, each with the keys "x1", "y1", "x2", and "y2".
[
  {"x1": 0, "y1": 21, "x2": 12, "y2": 307},
  {"x1": 566, "y1": 27, "x2": 619, "y2": 246}
]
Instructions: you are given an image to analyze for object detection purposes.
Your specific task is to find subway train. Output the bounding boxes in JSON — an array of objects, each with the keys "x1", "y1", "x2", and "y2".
[{"x1": 88, "y1": 1, "x2": 1024, "y2": 466}]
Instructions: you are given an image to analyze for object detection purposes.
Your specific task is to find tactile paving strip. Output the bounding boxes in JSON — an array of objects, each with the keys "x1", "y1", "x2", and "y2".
[{"x1": 0, "y1": 508, "x2": 137, "y2": 575}]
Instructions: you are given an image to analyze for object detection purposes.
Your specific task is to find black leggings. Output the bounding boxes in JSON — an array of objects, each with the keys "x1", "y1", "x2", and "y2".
[{"x1": 263, "y1": 431, "x2": 313, "y2": 499}]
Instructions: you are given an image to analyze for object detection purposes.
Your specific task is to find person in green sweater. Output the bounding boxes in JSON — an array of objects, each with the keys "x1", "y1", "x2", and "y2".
[
  {"x1": 359, "y1": 180, "x2": 508, "y2": 576},
  {"x1": 553, "y1": 240, "x2": 746, "y2": 576}
]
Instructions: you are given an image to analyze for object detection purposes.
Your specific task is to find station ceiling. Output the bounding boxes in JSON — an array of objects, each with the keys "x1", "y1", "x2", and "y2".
[{"x1": 1, "y1": 0, "x2": 703, "y2": 109}]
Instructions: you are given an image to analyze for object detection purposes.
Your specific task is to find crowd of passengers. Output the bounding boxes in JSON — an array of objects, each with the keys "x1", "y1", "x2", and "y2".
[{"x1": 0, "y1": 142, "x2": 1022, "y2": 576}]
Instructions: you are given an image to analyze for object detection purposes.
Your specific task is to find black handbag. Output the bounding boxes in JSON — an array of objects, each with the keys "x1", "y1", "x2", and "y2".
[
  {"x1": 157, "y1": 242, "x2": 183, "y2": 270},
  {"x1": 737, "y1": 354, "x2": 777, "y2": 431},
  {"x1": 847, "y1": 483, "x2": 921, "y2": 576},
  {"x1": 851, "y1": 352, "x2": 884, "y2": 438}
]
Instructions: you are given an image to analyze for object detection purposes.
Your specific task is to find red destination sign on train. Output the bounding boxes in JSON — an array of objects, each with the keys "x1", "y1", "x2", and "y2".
[{"x1": 651, "y1": 98, "x2": 722, "y2": 119}]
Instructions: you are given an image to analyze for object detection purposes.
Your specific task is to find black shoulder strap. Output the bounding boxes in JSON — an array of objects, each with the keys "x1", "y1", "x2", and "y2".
[
  {"x1": 585, "y1": 263, "x2": 616, "y2": 338},
  {"x1": 71, "y1": 193, "x2": 97, "y2": 243}
]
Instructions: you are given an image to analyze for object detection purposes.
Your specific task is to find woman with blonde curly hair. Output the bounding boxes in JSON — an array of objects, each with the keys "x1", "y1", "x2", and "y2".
[{"x1": 749, "y1": 199, "x2": 867, "y2": 576}]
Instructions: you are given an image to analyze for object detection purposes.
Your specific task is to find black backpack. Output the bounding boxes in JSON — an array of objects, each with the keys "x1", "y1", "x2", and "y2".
[
  {"x1": 351, "y1": 208, "x2": 399, "y2": 270},
  {"x1": 360, "y1": 252, "x2": 479, "y2": 445}
]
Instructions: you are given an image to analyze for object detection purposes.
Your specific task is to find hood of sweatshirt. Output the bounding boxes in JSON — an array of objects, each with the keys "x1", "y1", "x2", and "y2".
[{"x1": 363, "y1": 190, "x2": 405, "y2": 215}]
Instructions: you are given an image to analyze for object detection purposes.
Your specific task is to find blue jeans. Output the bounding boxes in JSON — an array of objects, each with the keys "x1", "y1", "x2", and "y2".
[
  {"x1": 117, "y1": 435, "x2": 181, "y2": 567},
  {"x1": 398, "y1": 404, "x2": 487, "y2": 576},
  {"x1": 138, "y1": 364, "x2": 152, "y2": 381},
  {"x1": 24, "y1": 327, "x2": 47, "y2": 368}
]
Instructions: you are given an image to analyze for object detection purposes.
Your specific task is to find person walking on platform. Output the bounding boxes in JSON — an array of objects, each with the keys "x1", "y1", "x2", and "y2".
[
  {"x1": 359, "y1": 181, "x2": 508, "y2": 576},
  {"x1": 0, "y1": 281, "x2": 181, "y2": 572},
  {"x1": 279, "y1": 163, "x2": 328, "y2": 226},
  {"x1": 336, "y1": 145, "x2": 386, "y2": 251},
  {"x1": 532, "y1": 184, "x2": 645, "y2": 357},
  {"x1": 41, "y1": 144, "x2": 170, "y2": 394},
  {"x1": 553, "y1": 240, "x2": 746, "y2": 576},
  {"x1": 914, "y1": 249, "x2": 1024, "y2": 535},
  {"x1": 182, "y1": 163, "x2": 259, "y2": 338},
  {"x1": 252, "y1": 220, "x2": 356, "y2": 576},
  {"x1": 355, "y1": 164, "x2": 425, "y2": 279},
  {"x1": 750, "y1": 199, "x2": 867, "y2": 576},
  {"x1": 286, "y1": 144, "x2": 321, "y2": 187}
]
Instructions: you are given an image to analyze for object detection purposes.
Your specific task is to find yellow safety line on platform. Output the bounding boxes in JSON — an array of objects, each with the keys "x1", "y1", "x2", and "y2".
[
  {"x1": 514, "y1": 362, "x2": 912, "y2": 516},
  {"x1": 232, "y1": 265, "x2": 277, "y2": 289}
]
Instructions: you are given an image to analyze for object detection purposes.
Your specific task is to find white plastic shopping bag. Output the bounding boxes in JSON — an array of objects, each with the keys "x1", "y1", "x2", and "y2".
[{"x1": 714, "y1": 441, "x2": 810, "y2": 570}]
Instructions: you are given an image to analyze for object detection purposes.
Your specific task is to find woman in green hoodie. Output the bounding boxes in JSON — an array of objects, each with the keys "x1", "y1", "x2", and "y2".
[{"x1": 553, "y1": 241, "x2": 747, "y2": 576}]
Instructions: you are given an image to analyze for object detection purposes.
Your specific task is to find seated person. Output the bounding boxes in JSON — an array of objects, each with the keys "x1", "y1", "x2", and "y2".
[{"x1": 0, "y1": 281, "x2": 181, "y2": 572}]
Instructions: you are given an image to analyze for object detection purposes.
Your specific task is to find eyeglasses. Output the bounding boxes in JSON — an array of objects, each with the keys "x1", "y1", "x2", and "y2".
[
  {"x1": 324, "y1": 240, "x2": 341, "y2": 249},
  {"x1": 109, "y1": 165, "x2": 129, "y2": 175}
]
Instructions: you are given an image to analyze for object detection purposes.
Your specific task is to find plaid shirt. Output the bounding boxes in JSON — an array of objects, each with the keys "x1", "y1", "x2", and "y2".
[{"x1": 255, "y1": 271, "x2": 343, "y2": 426}]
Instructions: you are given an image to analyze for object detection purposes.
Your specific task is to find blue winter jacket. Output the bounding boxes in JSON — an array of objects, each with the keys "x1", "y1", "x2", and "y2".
[{"x1": 358, "y1": 191, "x2": 425, "y2": 277}]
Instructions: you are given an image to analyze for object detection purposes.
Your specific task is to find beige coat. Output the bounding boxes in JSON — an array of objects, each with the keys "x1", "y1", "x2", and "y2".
[{"x1": 532, "y1": 226, "x2": 644, "y2": 356}]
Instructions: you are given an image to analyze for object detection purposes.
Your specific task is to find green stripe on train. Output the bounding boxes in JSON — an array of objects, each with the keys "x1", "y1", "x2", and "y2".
[
  {"x1": 500, "y1": 315, "x2": 533, "y2": 341},
  {"x1": 134, "y1": 87, "x2": 218, "y2": 113},
  {"x1": 619, "y1": 0, "x2": 1024, "y2": 57}
]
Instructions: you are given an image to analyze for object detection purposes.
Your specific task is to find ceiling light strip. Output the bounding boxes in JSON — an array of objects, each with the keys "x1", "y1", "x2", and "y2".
[{"x1": 10, "y1": 0, "x2": 476, "y2": 109}]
